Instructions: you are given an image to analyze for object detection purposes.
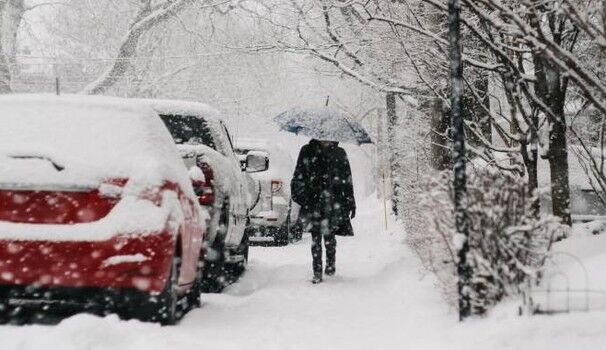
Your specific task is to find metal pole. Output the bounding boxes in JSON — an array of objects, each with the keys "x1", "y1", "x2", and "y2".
[
  {"x1": 448, "y1": 0, "x2": 471, "y2": 321},
  {"x1": 55, "y1": 77, "x2": 60, "y2": 96}
]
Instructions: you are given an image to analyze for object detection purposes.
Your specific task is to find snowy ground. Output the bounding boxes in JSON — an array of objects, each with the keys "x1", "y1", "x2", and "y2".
[{"x1": 2, "y1": 194, "x2": 606, "y2": 350}]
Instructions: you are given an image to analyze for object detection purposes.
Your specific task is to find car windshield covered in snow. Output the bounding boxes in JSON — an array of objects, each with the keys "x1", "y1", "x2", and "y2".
[{"x1": 160, "y1": 114, "x2": 216, "y2": 149}]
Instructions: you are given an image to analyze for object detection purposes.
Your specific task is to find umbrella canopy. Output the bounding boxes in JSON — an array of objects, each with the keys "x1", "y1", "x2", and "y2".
[{"x1": 273, "y1": 107, "x2": 372, "y2": 145}]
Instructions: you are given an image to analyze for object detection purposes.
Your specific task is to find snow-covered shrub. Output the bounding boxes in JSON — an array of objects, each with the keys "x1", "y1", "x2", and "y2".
[{"x1": 407, "y1": 168, "x2": 562, "y2": 315}]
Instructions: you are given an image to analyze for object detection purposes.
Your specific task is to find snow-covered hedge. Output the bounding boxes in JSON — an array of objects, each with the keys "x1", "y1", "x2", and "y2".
[{"x1": 407, "y1": 169, "x2": 563, "y2": 315}]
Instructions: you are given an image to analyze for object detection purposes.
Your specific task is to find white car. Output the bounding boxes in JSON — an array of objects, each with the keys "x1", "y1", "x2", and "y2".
[
  {"x1": 235, "y1": 138, "x2": 301, "y2": 245},
  {"x1": 140, "y1": 99, "x2": 267, "y2": 291}
]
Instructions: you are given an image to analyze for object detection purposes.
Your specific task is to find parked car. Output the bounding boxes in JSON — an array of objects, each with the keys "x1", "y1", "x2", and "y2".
[
  {"x1": 141, "y1": 99, "x2": 267, "y2": 291},
  {"x1": 0, "y1": 95, "x2": 207, "y2": 325},
  {"x1": 235, "y1": 138, "x2": 301, "y2": 245}
]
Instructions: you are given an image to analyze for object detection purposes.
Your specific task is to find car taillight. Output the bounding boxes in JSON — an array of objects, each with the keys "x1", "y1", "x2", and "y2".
[
  {"x1": 271, "y1": 180, "x2": 283, "y2": 193},
  {"x1": 196, "y1": 160, "x2": 215, "y2": 206},
  {"x1": 99, "y1": 178, "x2": 128, "y2": 199}
]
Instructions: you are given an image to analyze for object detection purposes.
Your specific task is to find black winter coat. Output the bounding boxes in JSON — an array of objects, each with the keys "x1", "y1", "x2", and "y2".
[{"x1": 291, "y1": 140, "x2": 355, "y2": 233}]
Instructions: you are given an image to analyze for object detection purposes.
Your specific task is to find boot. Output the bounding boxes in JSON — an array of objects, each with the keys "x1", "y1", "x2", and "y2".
[
  {"x1": 311, "y1": 272, "x2": 323, "y2": 284},
  {"x1": 325, "y1": 265, "x2": 335, "y2": 276}
]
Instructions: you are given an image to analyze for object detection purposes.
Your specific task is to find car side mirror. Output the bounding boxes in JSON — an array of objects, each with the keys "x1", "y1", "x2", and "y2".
[
  {"x1": 245, "y1": 151, "x2": 269, "y2": 173},
  {"x1": 188, "y1": 165, "x2": 205, "y2": 185}
]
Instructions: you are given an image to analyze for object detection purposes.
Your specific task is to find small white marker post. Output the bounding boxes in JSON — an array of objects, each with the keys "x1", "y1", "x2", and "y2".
[{"x1": 380, "y1": 165, "x2": 388, "y2": 232}]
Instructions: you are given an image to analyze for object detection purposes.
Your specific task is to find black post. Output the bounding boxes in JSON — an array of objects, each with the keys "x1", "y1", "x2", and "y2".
[
  {"x1": 386, "y1": 92, "x2": 399, "y2": 216},
  {"x1": 448, "y1": 0, "x2": 471, "y2": 321}
]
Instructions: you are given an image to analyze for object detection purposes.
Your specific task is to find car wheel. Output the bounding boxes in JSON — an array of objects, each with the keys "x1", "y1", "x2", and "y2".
[
  {"x1": 229, "y1": 229, "x2": 249, "y2": 276},
  {"x1": 274, "y1": 225, "x2": 289, "y2": 246},
  {"x1": 136, "y1": 255, "x2": 181, "y2": 325},
  {"x1": 0, "y1": 299, "x2": 9, "y2": 324},
  {"x1": 200, "y1": 239, "x2": 227, "y2": 293},
  {"x1": 187, "y1": 253, "x2": 204, "y2": 309},
  {"x1": 201, "y1": 202, "x2": 229, "y2": 293},
  {"x1": 159, "y1": 255, "x2": 182, "y2": 325}
]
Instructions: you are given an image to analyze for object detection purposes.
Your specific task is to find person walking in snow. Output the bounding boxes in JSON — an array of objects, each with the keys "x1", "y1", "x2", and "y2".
[{"x1": 291, "y1": 139, "x2": 356, "y2": 284}]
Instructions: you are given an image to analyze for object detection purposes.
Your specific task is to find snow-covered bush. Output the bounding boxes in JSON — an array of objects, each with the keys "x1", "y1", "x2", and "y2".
[{"x1": 407, "y1": 168, "x2": 562, "y2": 315}]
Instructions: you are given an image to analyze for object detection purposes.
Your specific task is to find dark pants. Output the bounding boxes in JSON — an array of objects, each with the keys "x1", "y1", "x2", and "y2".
[{"x1": 309, "y1": 219, "x2": 336, "y2": 275}]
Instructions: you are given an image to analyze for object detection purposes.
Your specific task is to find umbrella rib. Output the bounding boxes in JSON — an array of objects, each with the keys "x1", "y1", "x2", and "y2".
[{"x1": 342, "y1": 117, "x2": 361, "y2": 144}]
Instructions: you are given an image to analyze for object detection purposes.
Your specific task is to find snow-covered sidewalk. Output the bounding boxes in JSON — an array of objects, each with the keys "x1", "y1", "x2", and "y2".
[{"x1": 1, "y1": 195, "x2": 606, "y2": 350}]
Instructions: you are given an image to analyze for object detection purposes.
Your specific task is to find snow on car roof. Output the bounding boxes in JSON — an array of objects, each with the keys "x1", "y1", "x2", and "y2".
[
  {"x1": 0, "y1": 94, "x2": 192, "y2": 193},
  {"x1": 176, "y1": 143, "x2": 217, "y2": 154},
  {"x1": 234, "y1": 137, "x2": 271, "y2": 152},
  {"x1": 133, "y1": 98, "x2": 222, "y2": 120}
]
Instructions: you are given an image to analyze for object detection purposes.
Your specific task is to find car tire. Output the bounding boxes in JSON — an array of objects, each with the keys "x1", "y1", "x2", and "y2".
[
  {"x1": 0, "y1": 299, "x2": 9, "y2": 325},
  {"x1": 200, "y1": 239, "x2": 227, "y2": 293},
  {"x1": 228, "y1": 229, "x2": 249, "y2": 276},
  {"x1": 158, "y1": 255, "x2": 182, "y2": 325},
  {"x1": 187, "y1": 252, "x2": 204, "y2": 309},
  {"x1": 274, "y1": 224, "x2": 290, "y2": 246},
  {"x1": 136, "y1": 255, "x2": 181, "y2": 325},
  {"x1": 201, "y1": 201, "x2": 229, "y2": 293}
]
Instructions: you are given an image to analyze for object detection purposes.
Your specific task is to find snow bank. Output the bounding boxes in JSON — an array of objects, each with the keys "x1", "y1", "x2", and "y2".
[{"x1": 528, "y1": 223, "x2": 606, "y2": 314}]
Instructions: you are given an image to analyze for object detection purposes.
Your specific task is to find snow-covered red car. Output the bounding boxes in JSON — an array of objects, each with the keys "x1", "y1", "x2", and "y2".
[
  {"x1": 0, "y1": 95, "x2": 207, "y2": 325},
  {"x1": 140, "y1": 99, "x2": 266, "y2": 292}
]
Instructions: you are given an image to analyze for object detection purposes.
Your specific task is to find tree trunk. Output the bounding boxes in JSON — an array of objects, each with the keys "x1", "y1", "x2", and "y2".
[
  {"x1": 527, "y1": 113, "x2": 540, "y2": 217},
  {"x1": 386, "y1": 92, "x2": 400, "y2": 215},
  {"x1": 548, "y1": 102, "x2": 572, "y2": 226},
  {"x1": 528, "y1": 8, "x2": 572, "y2": 227},
  {"x1": 5, "y1": 0, "x2": 25, "y2": 63},
  {"x1": 0, "y1": 0, "x2": 12, "y2": 93}
]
